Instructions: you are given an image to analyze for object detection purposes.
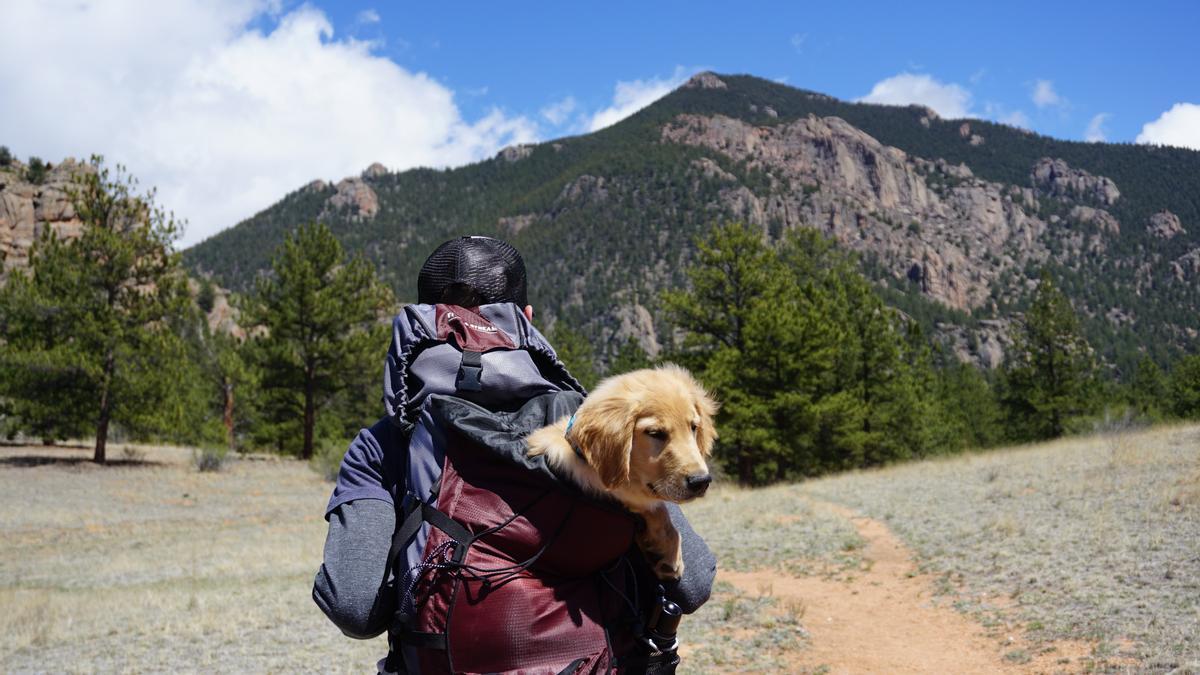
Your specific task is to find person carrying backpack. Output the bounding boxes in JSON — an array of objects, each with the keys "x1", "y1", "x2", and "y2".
[{"x1": 313, "y1": 236, "x2": 717, "y2": 674}]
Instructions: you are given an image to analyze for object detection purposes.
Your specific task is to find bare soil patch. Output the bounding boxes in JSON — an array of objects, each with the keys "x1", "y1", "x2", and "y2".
[{"x1": 720, "y1": 503, "x2": 1112, "y2": 674}]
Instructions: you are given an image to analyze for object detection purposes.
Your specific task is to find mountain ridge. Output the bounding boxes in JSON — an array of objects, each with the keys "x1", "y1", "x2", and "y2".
[
  {"x1": 178, "y1": 72, "x2": 1200, "y2": 373},
  {"x1": 7, "y1": 72, "x2": 1197, "y2": 375}
]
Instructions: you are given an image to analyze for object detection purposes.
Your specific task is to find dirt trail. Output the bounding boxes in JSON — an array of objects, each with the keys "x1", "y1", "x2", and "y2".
[{"x1": 721, "y1": 502, "x2": 1096, "y2": 674}]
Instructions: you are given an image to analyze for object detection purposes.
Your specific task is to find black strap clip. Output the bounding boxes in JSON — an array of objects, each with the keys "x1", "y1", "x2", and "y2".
[{"x1": 457, "y1": 349, "x2": 483, "y2": 391}]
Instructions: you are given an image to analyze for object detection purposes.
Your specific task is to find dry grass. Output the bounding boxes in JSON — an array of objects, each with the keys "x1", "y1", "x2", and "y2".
[
  {"x1": 802, "y1": 423, "x2": 1200, "y2": 672},
  {"x1": 0, "y1": 443, "x2": 383, "y2": 673},
  {"x1": 4, "y1": 424, "x2": 1197, "y2": 672}
]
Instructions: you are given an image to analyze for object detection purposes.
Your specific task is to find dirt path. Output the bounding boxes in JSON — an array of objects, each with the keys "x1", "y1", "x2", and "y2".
[{"x1": 720, "y1": 502, "x2": 1096, "y2": 674}]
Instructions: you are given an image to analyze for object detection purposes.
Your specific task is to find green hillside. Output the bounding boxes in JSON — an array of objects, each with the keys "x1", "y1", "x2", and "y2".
[{"x1": 183, "y1": 73, "x2": 1200, "y2": 374}]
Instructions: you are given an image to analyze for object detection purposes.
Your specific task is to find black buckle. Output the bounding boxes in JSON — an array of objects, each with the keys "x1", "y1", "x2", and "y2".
[{"x1": 457, "y1": 350, "x2": 483, "y2": 391}]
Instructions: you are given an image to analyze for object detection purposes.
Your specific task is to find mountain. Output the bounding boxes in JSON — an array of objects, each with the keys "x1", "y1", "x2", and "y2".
[{"x1": 185, "y1": 74, "x2": 1200, "y2": 372}]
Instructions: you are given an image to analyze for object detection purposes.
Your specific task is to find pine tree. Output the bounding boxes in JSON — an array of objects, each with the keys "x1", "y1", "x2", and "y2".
[
  {"x1": 935, "y1": 362, "x2": 1004, "y2": 450},
  {"x1": 26, "y1": 157, "x2": 48, "y2": 184},
  {"x1": 607, "y1": 337, "x2": 652, "y2": 376},
  {"x1": 242, "y1": 223, "x2": 394, "y2": 459},
  {"x1": 1001, "y1": 272, "x2": 1097, "y2": 440},
  {"x1": 661, "y1": 221, "x2": 774, "y2": 358},
  {"x1": 1130, "y1": 354, "x2": 1168, "y2": 419},
  {"x1": 0, "y1": 156, "x2": 192, "y2": 462},
  {"x1": 1169, "y1": 354, "x2": 1200, "y2": 419},
  {"x1": 549, "y1": 321, "x2": 599, "y2": 390}
]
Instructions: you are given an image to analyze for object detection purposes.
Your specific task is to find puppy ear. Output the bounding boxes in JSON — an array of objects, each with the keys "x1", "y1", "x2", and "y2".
[
  {"x1": 571, "y1": 394, "x2": 634, "y2": 489},
  {"x1": 693, "y1": 388, "x2": 720, "y2": 458}
]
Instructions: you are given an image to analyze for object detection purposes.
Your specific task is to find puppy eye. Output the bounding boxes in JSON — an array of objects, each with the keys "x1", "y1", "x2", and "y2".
[
  {"x1": 646, "y1": 429, "x2": 667, "y2": 440},
  {"x1": 690, "y1": 422, "x2": 699, "y2": 434}
]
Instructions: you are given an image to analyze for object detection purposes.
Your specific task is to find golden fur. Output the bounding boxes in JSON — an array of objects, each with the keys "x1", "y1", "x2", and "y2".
[{"x1": 526, "y1": 364, "x2": 718, "y2": 580}]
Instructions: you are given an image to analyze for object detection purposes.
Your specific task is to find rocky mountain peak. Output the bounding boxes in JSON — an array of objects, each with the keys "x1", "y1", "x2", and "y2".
[
  {"x1": 362, "y1": 162, "x2": 388, "y2": 179},
  {"x1": 685, "y1": 72, "x2": 728, "y2": 90}
]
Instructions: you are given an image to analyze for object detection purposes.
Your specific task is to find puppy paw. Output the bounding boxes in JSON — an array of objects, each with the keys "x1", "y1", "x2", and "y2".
[
  {"x1": 654, "y1": 558, "x2": 684, "y2": 581},
  {"x1": 636, "y1": 504, "x2": 685, "y2": 581}
]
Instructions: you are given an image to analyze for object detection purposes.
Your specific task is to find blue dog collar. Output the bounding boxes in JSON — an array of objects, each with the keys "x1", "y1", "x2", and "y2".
[{"x1": 565, "y1": 414, "x2": 586, "y2": 460}]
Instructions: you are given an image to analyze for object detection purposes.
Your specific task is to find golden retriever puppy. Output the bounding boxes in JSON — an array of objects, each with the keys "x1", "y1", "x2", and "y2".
[{"x1": 526, "y1": 364, "x2": 718, "y2": 580}]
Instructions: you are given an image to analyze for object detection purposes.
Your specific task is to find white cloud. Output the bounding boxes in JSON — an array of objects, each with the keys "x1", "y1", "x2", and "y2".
[
  {"x1": 1032, "y1": 79, "x2": 1064, "y2": 109},
  {"x1": 1000, "y1": 110, "x2": 1032, "y2": 129},
  {"x1": 540, "y1": 96, "x2": 578, "y2": 126},
  {"x1": 858, "y1": 73, "x2": 972, "y2": 119},
  {"x1": 790, "y1": 33, "x2": 808, "y2": 54},
  {"x1": 1084, "y1": 113, "x2": 1111, "y2": 142},
  {"x1": 588, "y1": 67, "x2": 695, "y2": 132},
  {"x1": 1136, "y1": 103, "x2": 1200, "y2": 150},
  {"x1": 0, "y1": 1, "x2": 537, "y2": 247},
  {"x1": 356, "y1": 9, "x2": 380, "y2": 24},
  {"x1": 982, "y1": 102, "x2": 1030, "y2": 129}
]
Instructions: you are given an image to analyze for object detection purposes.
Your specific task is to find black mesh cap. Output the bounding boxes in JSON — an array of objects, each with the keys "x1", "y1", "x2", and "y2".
[{"x1": 417, "y1": 236, "x2": 528, "y2": 307}]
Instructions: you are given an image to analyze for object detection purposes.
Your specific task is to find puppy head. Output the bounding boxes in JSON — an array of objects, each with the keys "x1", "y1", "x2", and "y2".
[{"x1": 568, "y1": 364, "x2": 718, "y2": 502}]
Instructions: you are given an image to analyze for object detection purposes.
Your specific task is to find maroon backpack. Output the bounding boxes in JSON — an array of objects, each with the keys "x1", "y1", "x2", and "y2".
[{"x1": 381, "y1": 303, "x2": 651, "y2": 674}]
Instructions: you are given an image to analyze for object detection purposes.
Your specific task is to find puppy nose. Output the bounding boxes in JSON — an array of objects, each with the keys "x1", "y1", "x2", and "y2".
[{"x1": 686, "y1": 473, "x2": 712, "y2": 495}]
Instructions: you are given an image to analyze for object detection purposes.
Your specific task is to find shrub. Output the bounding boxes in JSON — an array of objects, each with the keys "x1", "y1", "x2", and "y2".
[
  {"x1": 193, "y1": 445, "x2": 229, "y2": 472},
  {"x1": 309, "y1": 439, "x2": 346, "y2": 482},
  {"x1": 0, "y1": 146, "x2": 12, "y2": 167},
  {"x1": 1169, "y1": 354, "x2": 1200, "y2": 419},
  {"x1": 26, "y1": 157, "x2": 48, "y2": 184}
]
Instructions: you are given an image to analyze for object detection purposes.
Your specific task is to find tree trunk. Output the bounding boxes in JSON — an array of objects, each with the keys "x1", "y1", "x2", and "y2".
[
  {"x1": 94, "y1": 348, "x2": 115, "y2": 464},
  {"x1": 302, "y1": 369, "x2": 315, "y2": 460},
  {"x1": 738, "y1": 452, "x2": 753, "y2": 485},
  {"x1": 223, "y1": 376, "x2": 235, "y2": 452}
]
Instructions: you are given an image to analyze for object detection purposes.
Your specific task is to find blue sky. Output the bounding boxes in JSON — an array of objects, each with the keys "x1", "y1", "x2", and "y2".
[
  {"x1": 323, "y1": 1, "x2": 1198, "y2": 143},
  {"x1": 3, "y1": 1, "x2": 1197, "y2": 246}
]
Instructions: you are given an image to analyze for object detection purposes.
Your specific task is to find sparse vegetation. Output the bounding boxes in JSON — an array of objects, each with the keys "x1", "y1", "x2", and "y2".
[
  {"x1": 2, "y1": 425, "x2": 1196, "y2": 671},
  {"x1": 192, "y1": 444, "x2": 229, "y2": 472},
  {"x1": 803, "y1": 424, "x2": 1200, "y2": 669}
]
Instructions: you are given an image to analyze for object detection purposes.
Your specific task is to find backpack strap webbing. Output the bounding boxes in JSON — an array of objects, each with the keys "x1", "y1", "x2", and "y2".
[{"x1": 388, "y1": 498, "x2": 474, "y2": 575}]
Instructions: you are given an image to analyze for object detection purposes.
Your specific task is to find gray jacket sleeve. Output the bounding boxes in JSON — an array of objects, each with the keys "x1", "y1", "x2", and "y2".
[
  {"x1": 661, "y1": 502, "x2": 717, "y2": 614},
  {"x1": 312, "y1": 499, "x2": 397, "y2": 639}
]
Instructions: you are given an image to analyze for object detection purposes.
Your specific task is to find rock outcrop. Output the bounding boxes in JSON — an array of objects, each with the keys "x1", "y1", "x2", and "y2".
[
  {"x1": 1147, "y1": 210, "x2": 1185, "y2": 240},
  {"x1": 497, "y1": 144, "x2": 535, "y2": 163},
  {"x1": 1, "y1": 158, "x2": 93, "y2": 283},
  {"x1": 660, "y1": 114, "x2": 1126, "y2": 316},
  {"x1": 1170, "y1": 248, "x2": 1200, "y2": 283},
  {"x1": 660, "y1": 113, "x2": 1100, "y2": 312},
  {"x1": 362, "y1": 162, "x2": 388, "y2": 179},
  {"x1": 558, "y1": 174, "x2": 609, "y2": 205},
  {"x1": 498, "y1": 214, "x2": 538, "y2": 236},
  {"x1": 324, "y1": 177, "x2": 379, "y2": 219},
  {"x1": 610, "y1": 303, "x2": 660, "y2": 358},
  {"x1": 1070, "y1": 205, "x2": 1120, "y2": 235},
  {"x1": 188, "y1": 278, "x2": 245, "y2": 340},
  {"x1": 935, "y1": 319, "x2": 1014, "y2": 370},
  {"x1": 1031, "y1": 158, "x2": 1120, "y2": 206},
  {"x1": 685, "y1": 72, "x2": 727, "y2": 90}
]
